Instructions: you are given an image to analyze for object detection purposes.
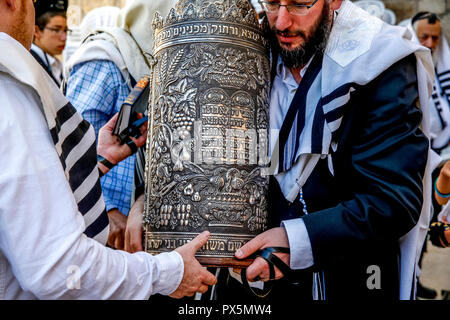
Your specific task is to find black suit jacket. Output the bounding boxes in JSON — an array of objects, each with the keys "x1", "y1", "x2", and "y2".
[{"x1": 267, "y1": 54, "x2": 429, "y2": 300}]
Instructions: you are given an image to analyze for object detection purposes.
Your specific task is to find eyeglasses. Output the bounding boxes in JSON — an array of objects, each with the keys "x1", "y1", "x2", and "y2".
[
  {"x1": 258, "y1": 0, "x2": 319, "y2": 16},
  {"x1": 44, "y1": 27, "x2": 72, "y2": 35}
]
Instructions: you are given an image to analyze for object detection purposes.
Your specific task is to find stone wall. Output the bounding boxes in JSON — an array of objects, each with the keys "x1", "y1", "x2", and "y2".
[
  {"x1": 67, "y1": 0, "x2": 126, "y2": 26},
  {"x1": 382, "y1": 0, "x2": 450, "y2": 41},
  {"x1": 66, "y1": 0, "x2": 450, "y2": 41}
]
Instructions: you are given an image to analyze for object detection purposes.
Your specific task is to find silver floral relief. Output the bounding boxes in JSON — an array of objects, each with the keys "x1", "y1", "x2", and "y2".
[{"x1": 144, "y1": 0, "x2": 271, "y2": 263}]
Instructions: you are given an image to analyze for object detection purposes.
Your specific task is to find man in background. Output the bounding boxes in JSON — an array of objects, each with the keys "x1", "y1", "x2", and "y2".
[
  {"x1": 228, "y1": 0, "x2": 434, "y2": 301},
  {"x1": 412, "y1": 12, "x2": 450, "y2": 154},
  {"x1": 30, "y1": 0, "x2": 68, "y2": 86},
  {"x1": 410, "y1": 11, "x2": 450, "y2": 299}
]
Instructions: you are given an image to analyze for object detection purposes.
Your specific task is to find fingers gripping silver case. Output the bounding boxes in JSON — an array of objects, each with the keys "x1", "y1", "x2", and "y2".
[{"x1": 144, "y1": 0, "x2": 271, "y2": 267}]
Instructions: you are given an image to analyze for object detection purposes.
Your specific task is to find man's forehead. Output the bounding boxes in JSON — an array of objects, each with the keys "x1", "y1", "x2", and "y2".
[
  {"x1": 268, "y1": 0, "x2": 314, "y2": 3},
  {"x1": 417, "y1": 19, "x2": 441, "y2": 35}
]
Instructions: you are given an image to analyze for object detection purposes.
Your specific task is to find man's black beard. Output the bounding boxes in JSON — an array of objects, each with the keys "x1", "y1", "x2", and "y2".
[{"x1": 270, "y1": 2, "x2": 332, "y2": 69}]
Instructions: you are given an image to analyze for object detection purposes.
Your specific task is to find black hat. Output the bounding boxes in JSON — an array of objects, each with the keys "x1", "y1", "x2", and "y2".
[{"x1": 34, "y1": 0, "x2": 68, "y2": 19}]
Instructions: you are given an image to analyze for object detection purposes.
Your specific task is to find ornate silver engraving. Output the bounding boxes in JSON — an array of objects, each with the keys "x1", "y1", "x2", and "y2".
[{"x1": 144, "y1": 0, "x2": 270, "y2": 264}]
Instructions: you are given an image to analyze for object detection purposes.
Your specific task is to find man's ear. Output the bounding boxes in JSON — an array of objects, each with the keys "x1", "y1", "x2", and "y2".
[
  {"x1": 330, "y1": 0, "x2": 343, "y2": 11},
  {"x1": 34, "y1": 25, "x2": 41, "y2": 40},
  {"x1": 5, "y1": 0, "x2": 17, "y2": 10}
]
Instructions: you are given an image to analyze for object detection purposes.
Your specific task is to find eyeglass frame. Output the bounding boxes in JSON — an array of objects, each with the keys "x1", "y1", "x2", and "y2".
[
  {"x1": 43, "y1": 27, "x2": 72, "y2": 35},
  {"x1": 258, "y1": 0, "x2": 320, "y2": 16}
]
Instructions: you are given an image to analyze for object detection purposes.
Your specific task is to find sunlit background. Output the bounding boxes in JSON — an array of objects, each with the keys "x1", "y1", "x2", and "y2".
[
  {"x1": 66, "y1": 0, "x2": 450, "y2": 41},
  {"x1": 60, "y1": 0, "x2": 450, "y2": 300}
]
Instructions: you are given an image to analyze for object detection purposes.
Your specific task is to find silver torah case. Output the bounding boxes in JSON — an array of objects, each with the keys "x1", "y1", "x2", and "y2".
[{"x1": 144, "y1": 0, "x2": 271, "y2": 267}]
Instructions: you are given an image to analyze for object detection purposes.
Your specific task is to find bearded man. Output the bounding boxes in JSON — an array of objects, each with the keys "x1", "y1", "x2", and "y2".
[{"x1": 218, "y1": 0, "x2": 438, "y2": 301}]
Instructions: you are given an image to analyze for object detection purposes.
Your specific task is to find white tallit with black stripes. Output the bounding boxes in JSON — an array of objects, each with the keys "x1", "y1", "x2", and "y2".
[
  {"x1": 406, "y1": 20, "x2": 450, "y2": 151},
  {"x1": 430, "y1": 33, "x2": 450, "y2": 150},
  {"x1": 0, "y1": 33, "x2": 109, "y2": 244},
  {"x1": 271, "y1": 0, "x2": 437, "y2": 299}
]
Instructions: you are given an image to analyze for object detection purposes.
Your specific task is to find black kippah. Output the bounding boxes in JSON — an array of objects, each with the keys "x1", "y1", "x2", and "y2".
[
  {"x1": 412, "y1": 11, "x2": 440, "y2": 25},
  {"x1": 34, "y1": 0, "x2": 68, "y2": 19}
]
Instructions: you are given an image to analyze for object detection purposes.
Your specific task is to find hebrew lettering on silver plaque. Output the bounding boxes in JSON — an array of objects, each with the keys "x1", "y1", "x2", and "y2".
[{"x1": 143, "y1": 0, "x2": 270, "y2": 267}]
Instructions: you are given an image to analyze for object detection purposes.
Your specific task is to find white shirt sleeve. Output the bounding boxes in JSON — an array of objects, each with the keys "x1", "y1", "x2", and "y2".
[
  {"x1": 0, "y1": 74, "x2": 183, "y2": 299},
  {"x1": 281, "y1": 218, "x2": 314, "y2": 270}
]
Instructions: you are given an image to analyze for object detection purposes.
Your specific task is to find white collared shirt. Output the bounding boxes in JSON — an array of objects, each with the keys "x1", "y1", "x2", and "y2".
[
  {"x1": 31, "y1": 44, "x2": 63, "y2": 85},
  {"x1": 270, "y1": 56, "x2": 314, "y2": 270},
  {"x1": 269, "y1": 7, "x2": 342, "y2": 272},
  {"x1": 0, "y1": 66, "x2": 183, "y2": 299}
]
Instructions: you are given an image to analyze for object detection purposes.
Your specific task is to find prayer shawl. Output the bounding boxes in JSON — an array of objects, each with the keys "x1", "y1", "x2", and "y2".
[
  {"x1": 64, "y1": 0, "x2": 177, "y2": 88},
  {"x1": 64, "y1": 0, "x2": 178, "y2": 206},
  {"x1": 272, "y1": 0, "x2": 438, "y2": 299},
  {"x1": 0, "y1": 33, "x2": 109, "y2": 245},
  {"x1": 431, "y1": 35, "x2": 450, "y2": 151},
  {"x1": 406, "y1": 20, "x2": 450, "y2": 151}
]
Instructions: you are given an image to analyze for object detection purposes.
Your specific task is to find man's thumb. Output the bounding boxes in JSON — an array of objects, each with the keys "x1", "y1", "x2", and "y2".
[
  {"x1": 235, "y1": 235, "x2": 261, "y2": 259},
  {"x1": 188, "y1": 231, "x2": 210, "y2": 253},
  {"x1": 105, "y1": 112, "x2": 119, "y2": 130}
]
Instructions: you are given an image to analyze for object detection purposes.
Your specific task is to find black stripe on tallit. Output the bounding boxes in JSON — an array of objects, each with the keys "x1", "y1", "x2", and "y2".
[
  {"x1": 77, "y1": 179, "x2": 103, "y2": 215},
  {"x1": 278, "y1": 53, "x2": 323, "y2": 171},
  {"x1": 438, "y1": 70, "x2": 450, "y2": 78},
  {"x1": 292, "y1": 56, "x2": 324, "y2": 163},
  {"x1": 50, "y1": 102, "x2": 82, "y2": 168},
  {"x1": 49, "y1": 123, "x2": 61, "y2": 146},
  {"x1": 310, "y1": 98, "x2": 325, "y2": 154},
  {"x1": 321, "y1": 83, "x2": 360, "y2": 122},
  {"x1": 59, "y1": 120, "x2": 91, "y2": 164},
  {"x1": 84, "y1": 208, "x2": 109, "y2": 239},
  {"x1": 57, "y1": 102, "x2": 78, "y2": 124},
  {"x1": 312, "y1": 83, "x2": 359, "y2": 154},
  {"x1": 50, "y1": 102, "x2": 79, "y2": 141},
  {"x1": 325, "y1": 105, "x2": 347, "y2": 126},
  {"x1": 68, "y1": 142, "x2": 97, "y2": 192},
  {"x1": 49, "y1": 101, "x2": 108, "y2": 240}
]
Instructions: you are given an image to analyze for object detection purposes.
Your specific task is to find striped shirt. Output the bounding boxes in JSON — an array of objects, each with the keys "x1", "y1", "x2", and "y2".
[{"x1": 65, "y1": 60, "x2": 135, "y2": 216}]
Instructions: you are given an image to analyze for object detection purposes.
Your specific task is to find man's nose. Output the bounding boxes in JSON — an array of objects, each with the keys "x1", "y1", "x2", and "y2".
[
  {"x1": 275, "y1": 6, "x2": 294, "y2": 31},
  {"x1": 422, "y1": 37, "x2": 433, "y2": 50}
]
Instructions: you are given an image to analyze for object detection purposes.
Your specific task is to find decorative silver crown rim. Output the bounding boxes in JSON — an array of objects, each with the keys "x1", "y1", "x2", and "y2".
[{"x1": 152, "y1": 0, "x2": 261, "y2": 32}]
